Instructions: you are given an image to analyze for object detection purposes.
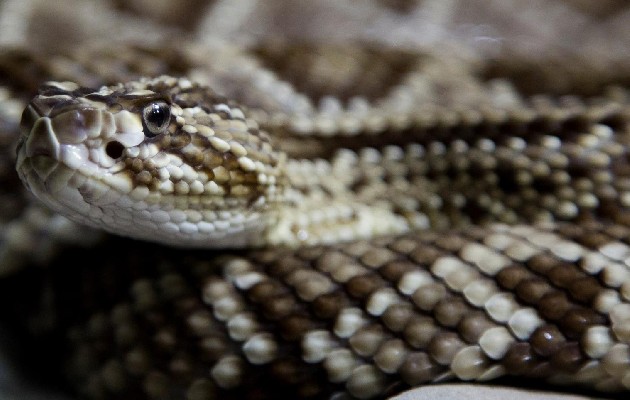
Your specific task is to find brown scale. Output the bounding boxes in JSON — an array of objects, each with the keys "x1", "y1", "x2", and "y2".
[
  {"x1": 7, "y1": 224, "x2": 630, "y2": 399},
  {"x1": 186, "y1": 260, "x2": 335, "y2": 396},
  {"x1": 342, "y1": 239, "x2": 506, "y2": 365},
  {"x1": 427, "y1": 228, "x2": 610, "y2": 375},
  {"x1": 427, "y1": 331, "x2": 466, "y2": 366},
  {"x1": 229, "y1": 256, "x2": 386, "y2": 396},
  {"x1": 399, "y1": 351, "x2": 444, "y2": 386},
  {"x1": 402, "y1": 316, "x2": 439, "y2": 350},
  {"x1": 457, "y1": 312, "x2": 496, "y2": 344},
  {"x1": 181, "y1": 145, "x2": 205, "y2": 167},
  {"x1": 349, "y1": 324, "x2": 387, "y2": 357},
  {"x1": 529, "y1": 324, "x2": 567, "y2": 357},
  {"x1": 228, "y1": 257, "x2": 324, "y2": 338},
  {"x1": 430, "y1": 141, "x2": 542, "y2": 225},
  {"x1": 488, "y1": 244, "x2": 609, "y2": 341},
  {"x1": 432, "y1": 298, "x2": 470, "y2": 328},
  {"x1": 496, "y1": 263, "x2": 587, "y2": 311},
  {"x1": 560, "y1": 220, "x2": 630, "y2": 250},
  {"x1": 143, "y1": 285, "x2": 239, "y2": 396},
  {"x1": 387, "y1": 233, "x2": 435, "y2": 253},
  {"x1": 612, "y1": 211, "x2": 630, "y2": 228},
  {"x1": 604, "y1": 223, "x2": 630, "y2": 241},
  {"x1": 537, "y1": 291, "x2": 573, "y2": 321},
  {"x1": 258, "y1": 242, "x2": 473, "y2": 391},
  {"x1": 161, "y1": 131, "x2": 192, "y2": 150},
  {"x1": 346, "y1": 274, "x2": 384, "y2": 299},
  {"x1": 310, "y1": 290, "x2": 350, "y2": 319},
  {"x1": 515, "y1": 278, "x2": 555, "y2": 304},
  {"x1": 550, "y1": 342, "x2": 587, "y2": 374},
  {"x1": 258, "y1": 257, "x2": 354, "y2": 336},
  {"x1": 553, "y1": 223, "x2": 604, "y2": 247},
  {"x1": 278, "y1": 89, "x2": 624, "y2": 159},
  {"x1": 381, "y1": 303, "x2": 415, "y2": 332},
  {"x1": 271, "y1": 106, "x2": 628, "y2": 237},
  {"x1": 559, "y1": 308, "x2": 605, "y2": 339},
  {"x1": 529, "y1": 254, "x2": 605, "y2": 305},
  {"x1": 202, "y1": 150, "x2": 224, "y2": 171},
  {"x1": 499, "y1": 140, "x2": 595, "y2": 221},
  {"x1": 359, "y1": 247, "x2": 400, "y2": 270},
  {"x1": 432, "y1": 234, "x2": 469, "y2": 253},
  {"x1": 502, "y1": 342, "x2": 544, "y2": 376},
  {"x1": 377, "y1": 260, "x2": 418, "y2": 283}
]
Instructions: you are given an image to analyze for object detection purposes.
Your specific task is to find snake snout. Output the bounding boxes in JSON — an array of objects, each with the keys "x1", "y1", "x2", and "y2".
[
  {"x1": 19, "y1": 103, "x2": 39, "y2": 139},
  {"x1": 22, "y1": 116, "x2": 60, "y2": 160},
  {"x1": 16, "y1": 113, "x2": 60, "y2": 181}
]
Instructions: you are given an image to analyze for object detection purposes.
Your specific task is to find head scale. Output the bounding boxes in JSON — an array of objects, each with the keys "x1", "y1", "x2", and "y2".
[{"x1": 16, "y1": 76, "x2": 286, "y2": 247}]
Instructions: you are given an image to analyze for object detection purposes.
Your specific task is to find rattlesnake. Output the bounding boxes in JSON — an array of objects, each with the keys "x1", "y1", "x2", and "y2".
[{"x1": 2, "y1": 1, "x2": 630, "y2": 400}]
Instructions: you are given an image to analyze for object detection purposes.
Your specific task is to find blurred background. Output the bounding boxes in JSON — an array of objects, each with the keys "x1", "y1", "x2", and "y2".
[{"x1": 1, "y1": 0, "x2": 629, "y2": 63}]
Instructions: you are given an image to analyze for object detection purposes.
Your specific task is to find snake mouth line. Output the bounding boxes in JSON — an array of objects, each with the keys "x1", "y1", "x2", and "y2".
[
  {"x1": 18, "y1": 151, "x2": 270, "y2": 248},
  {"x1": 19, "y1": 154, "x2": 122, "y2": 211}
]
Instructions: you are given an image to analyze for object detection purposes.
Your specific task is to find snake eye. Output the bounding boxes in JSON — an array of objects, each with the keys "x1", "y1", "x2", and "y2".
[{"x1": 142, "y1": 101, "x2": 170, "y2": 137}]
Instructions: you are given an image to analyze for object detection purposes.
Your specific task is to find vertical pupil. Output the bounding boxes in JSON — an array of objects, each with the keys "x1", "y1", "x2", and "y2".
[{"x1": 148, "y1": 104, "x2": 165, "y2": 126}]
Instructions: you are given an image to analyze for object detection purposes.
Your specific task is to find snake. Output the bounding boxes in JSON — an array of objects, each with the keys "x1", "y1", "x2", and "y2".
[{"x1": 3, "y1": 1, "x2": 630, "y2": 400}]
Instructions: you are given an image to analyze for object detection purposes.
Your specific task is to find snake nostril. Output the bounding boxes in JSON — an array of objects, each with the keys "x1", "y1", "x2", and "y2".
[{"x1": 105, "y1": 141, "x2": 124, "y2": 159}]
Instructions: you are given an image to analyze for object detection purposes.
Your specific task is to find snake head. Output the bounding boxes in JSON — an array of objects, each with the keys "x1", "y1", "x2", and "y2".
[{"x1": 16, "y1": 76, "x2": 286, "y2": 247}]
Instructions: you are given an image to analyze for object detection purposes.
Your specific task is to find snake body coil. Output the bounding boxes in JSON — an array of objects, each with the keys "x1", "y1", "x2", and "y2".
[
  {"x1": 12, "y1": 67, "x2": 630, "y2": 399},
  {"x1": 2, "y1": 4, "x2": 630, "y2": 399}
]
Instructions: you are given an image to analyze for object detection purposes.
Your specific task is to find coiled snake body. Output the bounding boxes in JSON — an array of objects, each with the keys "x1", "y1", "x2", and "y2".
[{"x1": 3, "y1": 6, "x2": 630, "y2": 400}]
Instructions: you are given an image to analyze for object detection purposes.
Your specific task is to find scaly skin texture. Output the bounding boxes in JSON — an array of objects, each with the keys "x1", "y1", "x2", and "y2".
[
  {"x1": 15, "y1": 70, "x2": 630, "y2": 249},
  {"x1": 10, "y1": 222, "x2": 630, "y2": 399},
  {"x1": 16, "y1": 77, "x2": 287, "y2": 248},
  {"x1": 2, "y1": 2, "x2": 630, "y2": 399},
  {"x1": 8, "y1": 46, "x2": 630, "y2": 399}
]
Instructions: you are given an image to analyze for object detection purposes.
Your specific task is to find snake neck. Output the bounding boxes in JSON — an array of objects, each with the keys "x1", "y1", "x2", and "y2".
[{"x1": 264, "y1": 157, "x2": 410, "y2": 247}]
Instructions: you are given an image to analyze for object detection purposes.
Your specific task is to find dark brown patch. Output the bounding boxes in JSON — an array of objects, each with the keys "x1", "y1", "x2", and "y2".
[{"x1": 251, "y1": 43, "x2": 422, "y2": 104}]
